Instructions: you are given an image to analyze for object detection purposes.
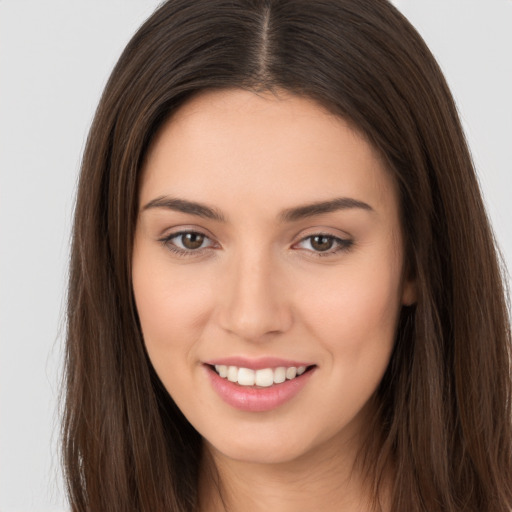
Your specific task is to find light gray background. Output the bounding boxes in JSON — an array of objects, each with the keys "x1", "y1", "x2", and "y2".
[{"x1": 1, "y1": 1, "x2": 510, "y2": 510}]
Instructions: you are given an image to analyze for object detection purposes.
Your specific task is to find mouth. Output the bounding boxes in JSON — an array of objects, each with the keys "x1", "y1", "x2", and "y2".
[{"x1": 207, "y1": 363, "x2": 316, "y2": 388}]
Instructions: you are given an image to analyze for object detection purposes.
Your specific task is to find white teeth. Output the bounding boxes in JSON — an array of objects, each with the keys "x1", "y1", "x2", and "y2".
[
  {"x1": 255, "y1": 368, "x2": 274, "y2": 387},
  {"x1": 227, "y1": 366, "x2": 238, "y2": 382},
  {"x1": 213, "y1": 364, "x2": 310, "y2": 387},
  {"x1": 237, "y1": 367, "x2": 255, "y2": 386},
  {"x1": 215, "y1": 365, "x2": 228, "y2": 378},
  {"x1": 273, "y1": 367, "x2": 286, "y2": 384},
  {"x1": 285, "y1": 367, "x2": 297, "y2": 380}
]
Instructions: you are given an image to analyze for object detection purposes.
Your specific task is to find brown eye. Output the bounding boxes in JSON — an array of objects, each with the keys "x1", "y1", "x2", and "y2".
[
  {"x1": 181, "y1": 232, "x2": 205, "y2": 250},
  {"x1": 162, "y1": 231, "x2": 215, "y2": 254},
  {"x1": 310, "y1": 235, "x2": 334, "y2": 252},
  {"x1": 294, "y1": 233, "x2": 353, "y2": 256}
]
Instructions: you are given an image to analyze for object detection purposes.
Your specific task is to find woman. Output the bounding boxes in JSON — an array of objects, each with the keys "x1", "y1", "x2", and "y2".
[{"x1": 62, "y1": 0, "x2": 512, "y2": 510}]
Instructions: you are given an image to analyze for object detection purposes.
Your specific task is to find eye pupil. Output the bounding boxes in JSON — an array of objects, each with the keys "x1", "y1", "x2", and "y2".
[
  {"x1": 182, "y1": 233, "x2": 205, "y2": 249},
  {"x1": 311, "y1": 235, "x2": 334, "y2": 251}
]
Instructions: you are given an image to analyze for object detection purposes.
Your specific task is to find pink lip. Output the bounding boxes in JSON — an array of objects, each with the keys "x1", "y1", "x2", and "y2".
[
  {"x1": 204, "y1": 356, "x2": 313, "y2": 370},
  {"x1": 204, "y1": 364, "x2": 316, "y2": 412}
]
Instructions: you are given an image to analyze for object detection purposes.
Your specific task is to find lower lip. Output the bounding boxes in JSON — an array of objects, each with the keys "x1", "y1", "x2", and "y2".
[{"x1": 205, "y1": 365, "x2": 315, "y2": 412}]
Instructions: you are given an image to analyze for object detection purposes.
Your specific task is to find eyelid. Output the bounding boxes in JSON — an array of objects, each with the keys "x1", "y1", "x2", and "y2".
[
  {"x1": 292, "y1": 231, "x2": 354, "y2": 256},
  {"x1": 158, "y1": 228, "x2": 219, "y2": 256}
]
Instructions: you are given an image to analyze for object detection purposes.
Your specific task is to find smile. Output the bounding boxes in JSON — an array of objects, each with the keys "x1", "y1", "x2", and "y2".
[
  {"x1": 213, "y1": 364, "x2": 308, "y2": 387},
  {"x1": 205, "y1": 362, "x2": 316, "y2": 412}
]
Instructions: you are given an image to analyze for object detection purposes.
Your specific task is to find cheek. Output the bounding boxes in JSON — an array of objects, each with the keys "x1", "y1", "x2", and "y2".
[
  {"x1": 131, "y1": 244, "x2": 214, "y2": 371},
  {"x1": 298, "y1": 253, "x2": 403, "y2": 360},
  {"x1": 294, "y1": 256, "x2": 403, "y2": 427}
]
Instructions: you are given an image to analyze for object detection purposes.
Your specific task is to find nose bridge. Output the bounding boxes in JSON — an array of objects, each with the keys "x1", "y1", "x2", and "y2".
[{"x1": 218, "y1": 243, "x2": 291, "y2": 341}]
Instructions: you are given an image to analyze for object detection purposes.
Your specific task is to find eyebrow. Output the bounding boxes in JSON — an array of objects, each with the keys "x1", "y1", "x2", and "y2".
[
  {"x1": 279, "y1": 197, "x2": 374, "y2": 222},
  {"x1": 142, "y1": 196, "x2": 227, "y2": 222},
  {"x1": 142, "y1": 195, "x2": 374, "y2": 222}
]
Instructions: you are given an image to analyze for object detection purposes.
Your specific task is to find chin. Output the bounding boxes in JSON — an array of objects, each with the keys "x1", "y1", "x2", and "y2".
[{"x1": 203, "y1": 424, "x2": 330, "y2": 467}]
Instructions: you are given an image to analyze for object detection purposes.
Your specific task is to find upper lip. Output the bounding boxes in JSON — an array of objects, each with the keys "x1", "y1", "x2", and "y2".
[{"x1": 203, "y1": 356, "x2": 315, "y2": 370}]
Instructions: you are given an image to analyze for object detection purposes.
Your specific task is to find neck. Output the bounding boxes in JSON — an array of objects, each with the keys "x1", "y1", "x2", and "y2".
[{"x1": 198, "y1": 428, "x2": 390, "y2": 512}]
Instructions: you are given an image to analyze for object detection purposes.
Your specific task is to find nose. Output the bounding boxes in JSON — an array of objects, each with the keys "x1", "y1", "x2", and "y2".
[{"x1": 216, "y1": 249, "x2": 293, "y2": 342}]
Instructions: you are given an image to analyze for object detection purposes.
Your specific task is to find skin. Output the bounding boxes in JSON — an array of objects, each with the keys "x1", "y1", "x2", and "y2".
[{"x1": 132, "y1": 88, "x2": 415, "y2": 511}]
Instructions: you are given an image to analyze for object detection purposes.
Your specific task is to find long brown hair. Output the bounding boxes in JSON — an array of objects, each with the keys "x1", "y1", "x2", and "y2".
[{"x1": 63, "y1": 0, "x2": 512, "y2": 510}]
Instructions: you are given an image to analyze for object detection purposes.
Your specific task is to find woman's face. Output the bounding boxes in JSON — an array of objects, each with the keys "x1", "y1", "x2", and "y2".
[{"x1": 132, "y1": 89, "x2": 415, "y2": 464}]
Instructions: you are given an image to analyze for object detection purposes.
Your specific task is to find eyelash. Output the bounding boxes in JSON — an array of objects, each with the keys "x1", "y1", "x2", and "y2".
[{"x1": 159, "y1": 231, "x2": 354, "y2": 258}]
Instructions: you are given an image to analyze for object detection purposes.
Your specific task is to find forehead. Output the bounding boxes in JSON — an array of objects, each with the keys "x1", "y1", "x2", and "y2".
[{"x1": 140, "y1": 88, "x2": 398, "y2": 222}]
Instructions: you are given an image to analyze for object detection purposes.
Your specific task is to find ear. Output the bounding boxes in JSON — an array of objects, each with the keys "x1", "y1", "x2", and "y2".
[{"x1": 401, "y1": 276, "x2": 417, "y2": 306}]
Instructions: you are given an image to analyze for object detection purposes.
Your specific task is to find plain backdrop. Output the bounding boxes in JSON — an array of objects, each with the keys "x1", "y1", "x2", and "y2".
[{"x1": 0, "y1": 1, "x2": 511, "y2": 510}]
